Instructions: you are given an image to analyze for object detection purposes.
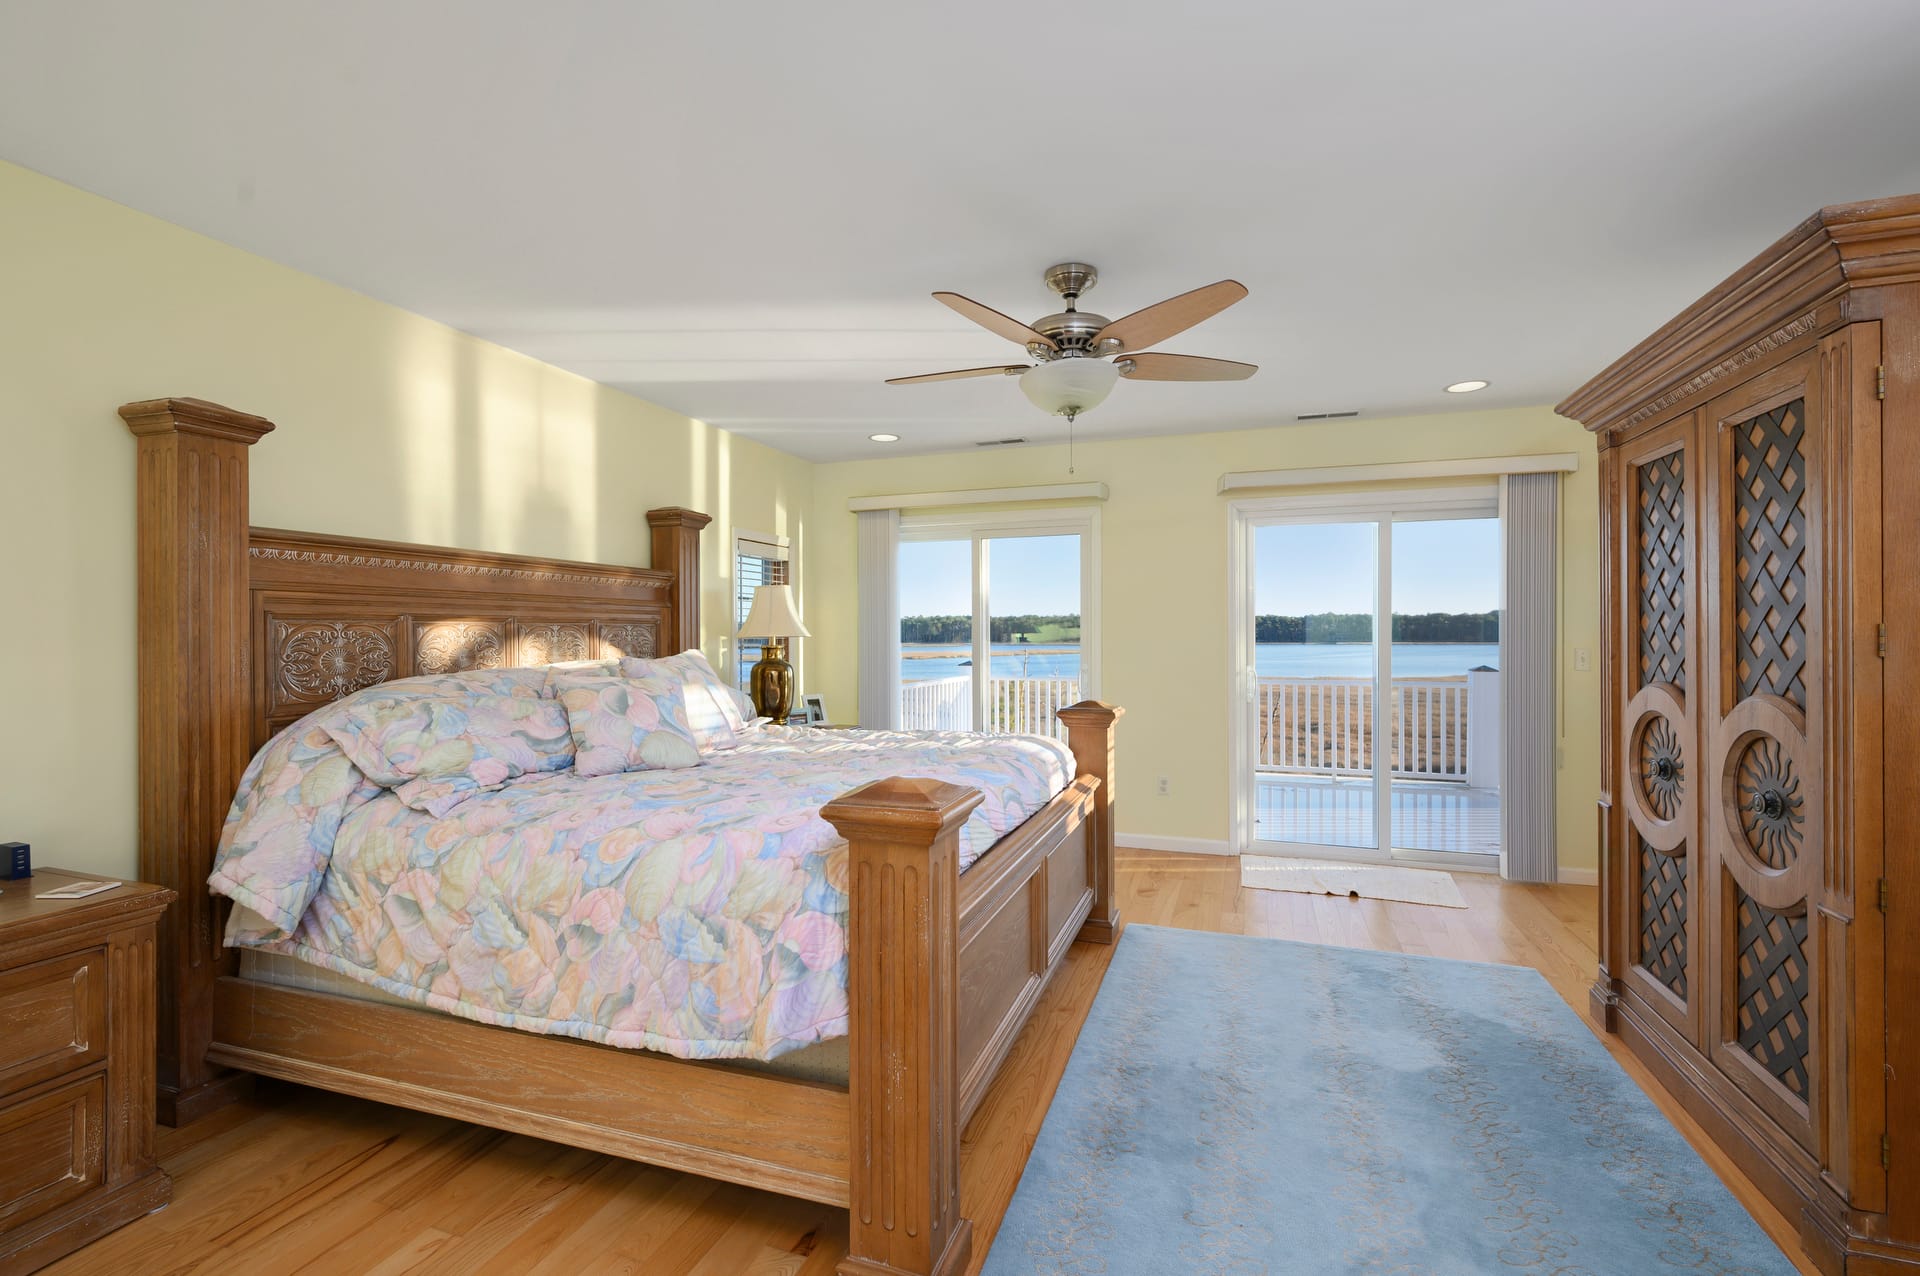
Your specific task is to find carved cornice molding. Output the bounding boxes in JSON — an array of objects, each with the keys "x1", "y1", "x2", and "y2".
[
  {"x1": 1560, "y1": 194, "x2": 1920, "y2": 435},
  {"x1": 121, "y1": 396, "x2": 277, "y2": 444},
  {"x1": 1619, "y1": 312, "x2": 1820, "y2": 429},
  {"x1": 247, "y1": 544, "x2": 656, "y2": 588},
  {"x1": 247, "y1": 528, "x2": 674, "y2": 597}
]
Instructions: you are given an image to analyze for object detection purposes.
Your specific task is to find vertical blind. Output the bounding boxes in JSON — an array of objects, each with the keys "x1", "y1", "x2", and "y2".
[
  {"x1": 734, "y1": 535, "x2": 790, "y2": 692},
  {"x1": 1500, "y1": 472, "x2": 1559, "y2": 883},
  {"x1": 856, "y1": 509, "x2": 901, "y2": 729}
]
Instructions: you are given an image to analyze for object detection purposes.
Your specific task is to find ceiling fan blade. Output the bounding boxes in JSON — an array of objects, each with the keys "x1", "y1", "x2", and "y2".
[
  {"x1": 1096, "y1": 280, "x2": 1248, "y2": 352},
  {"x1": 1118, "y1": 352, "x2": 1258, "y2": 381},
  {"x1": 885, "y1": 364, "x2": 1031, "y2": 385},
  {"x1": 932, "y1": 292, "x2": 1058, "y2": 351}
]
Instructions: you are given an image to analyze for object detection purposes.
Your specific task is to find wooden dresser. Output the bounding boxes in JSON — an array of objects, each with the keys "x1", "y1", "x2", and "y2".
[
  {"x1": 0, "y1": 870, "x2": 174, "y2": 1274},
  {"x1": 1560, "y1": 197, "x2": 1920, "y2": 1272}
]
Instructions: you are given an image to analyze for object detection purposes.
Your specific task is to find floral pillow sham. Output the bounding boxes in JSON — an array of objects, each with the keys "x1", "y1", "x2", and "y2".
[
  {"x1": 323, "y1": 693, "x2": 577, "y2": 817},
  {"x1": 549, "y1": 672, "x2": 704, "y2": 777},
  {"x1": 211, "y1": 666, "x2": 566, "y2": 934},
  {"x1": 620, "y1": 648, "x2": 757, "y2": 749}
]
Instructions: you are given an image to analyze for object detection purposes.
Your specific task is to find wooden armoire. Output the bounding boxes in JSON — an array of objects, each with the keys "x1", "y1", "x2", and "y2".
[{"x1": 1559, "y1": 196, "x2": 1920, "y2": 1273}]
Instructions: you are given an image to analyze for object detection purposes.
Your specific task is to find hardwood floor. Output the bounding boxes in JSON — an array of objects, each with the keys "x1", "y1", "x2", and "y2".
[{"x1": 44, "y1": 850, "x2": 1818, "y2": 1275}]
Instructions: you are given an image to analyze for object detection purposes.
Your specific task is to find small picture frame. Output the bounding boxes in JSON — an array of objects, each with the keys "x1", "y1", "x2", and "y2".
[{"x1": 801, "y1": 694, "x2": 828, "y2": 726}]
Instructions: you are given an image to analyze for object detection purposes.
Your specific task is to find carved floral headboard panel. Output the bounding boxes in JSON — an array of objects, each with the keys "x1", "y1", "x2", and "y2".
[{"x1": 248, "y1": 527, "x2": 676, "y2": 745}]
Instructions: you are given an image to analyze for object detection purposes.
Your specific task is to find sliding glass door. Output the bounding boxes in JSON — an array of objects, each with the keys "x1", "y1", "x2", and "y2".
[
  {"x1": 1389, "y1": 516, "x2": 1501, "y2": 857},
  {"x1": 1234, "y1": 490, "x2": 1501, "y2": 868},
  {"x1": 898, "y1": 511, "x2": 1097, "y2": 739},
  {"x1": 1251, "y1": 521, "x2": 1382, "y2": 851},
  {"x1": 897, "y1": 538, "x2": 975, "y2": 730}
]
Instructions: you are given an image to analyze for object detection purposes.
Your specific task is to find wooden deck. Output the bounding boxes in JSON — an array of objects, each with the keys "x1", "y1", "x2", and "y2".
[{"x1": 1255, "y1": 774, "x2": 1502, "y2": 855}]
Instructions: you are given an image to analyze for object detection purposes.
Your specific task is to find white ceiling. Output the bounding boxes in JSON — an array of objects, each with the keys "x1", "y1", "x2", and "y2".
[{"x1": 5, "y1": 1, "x2": 1920, "y2": 461}]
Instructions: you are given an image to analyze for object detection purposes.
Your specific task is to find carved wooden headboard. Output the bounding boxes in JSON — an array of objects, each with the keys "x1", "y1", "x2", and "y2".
[
  {"x1": 120, "y1": 395, "x2": 711, "y2": 1122},
  {"x1": 248, "y1": 527, "x2": 687, "y2": 747}
]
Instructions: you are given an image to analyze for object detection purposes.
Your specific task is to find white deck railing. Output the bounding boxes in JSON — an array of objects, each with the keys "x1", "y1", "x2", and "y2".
[
  {"x1": 900, "y1": 675, "x2": 971, "y2": 732},
  {"x1": 900, "y1": 674, "x2": 1081, "y2": 739},
  {"x1": 991, "y1": 675, "x2": 1080, "y2": 738},
  {"x1": 1257, "y1": 675, "x2": 1477, "y2": 782}
]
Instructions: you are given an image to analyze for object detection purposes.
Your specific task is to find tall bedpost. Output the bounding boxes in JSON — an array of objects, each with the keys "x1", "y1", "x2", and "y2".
[
  {"x1": 1057, "y1": 700, "x2": 1123, "y2": 944},
  {"x1": 120, "y1": 396, "x2": 275, "y2": 1125},
  {"x1": 822, "y1": 778, "x2": 978, "y2": 1276},
  {"x1": 647, "y1": 507, "x2": 712, "y2": 654}
]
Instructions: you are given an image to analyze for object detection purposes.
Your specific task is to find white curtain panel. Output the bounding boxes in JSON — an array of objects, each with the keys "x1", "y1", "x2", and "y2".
[
  {"x1": 1500, "y1": 472, "x2": 1559, "y2": 882},
  {"x1": 856, "y1": 508, "x2": 901, "y2": 729}
]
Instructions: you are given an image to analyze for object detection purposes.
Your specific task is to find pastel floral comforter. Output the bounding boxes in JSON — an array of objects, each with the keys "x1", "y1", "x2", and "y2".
[{"x1": 211, "y1": 701, "x2": 1073, "y2": 1062}]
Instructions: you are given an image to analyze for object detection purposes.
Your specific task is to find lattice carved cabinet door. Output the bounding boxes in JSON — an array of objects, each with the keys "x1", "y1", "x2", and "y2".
[
  {"x1": 1616, "y1": 418, "x2": 1701, "y2": 1042},
  {"x1": 1703, "y1": 351, "x2": 1827, "y2": 1156}
]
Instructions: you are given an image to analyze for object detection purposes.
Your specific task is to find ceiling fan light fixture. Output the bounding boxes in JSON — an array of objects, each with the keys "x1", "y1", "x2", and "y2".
[
  {"x1": 1020, "y1": 357, "x2": 1120, "y2": 417},
  {"x1": 1445, "y1": 379, "x2": 1490, "y2": 394}
]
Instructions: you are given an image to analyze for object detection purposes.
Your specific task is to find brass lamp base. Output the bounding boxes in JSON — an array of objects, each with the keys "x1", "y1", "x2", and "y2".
[{"x1": 749, "y1": 640, "x2": 795, "y2": 724}]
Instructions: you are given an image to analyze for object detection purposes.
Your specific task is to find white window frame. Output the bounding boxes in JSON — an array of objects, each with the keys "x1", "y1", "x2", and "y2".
[
  {"x1": 1226, "y1": 485, "x2": 1500, "y2": 869},
  {"x1": 898, "y1": 506, "x2": 1101, "y2": 729},
  {"x1": 733, "y1": 529, "x2": 796, "y2": 691}
]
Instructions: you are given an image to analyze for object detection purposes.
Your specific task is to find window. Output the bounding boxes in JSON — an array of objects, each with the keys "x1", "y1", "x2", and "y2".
[
  {"x1": 734, "y1": 532, "x2": 792, "y2": 692},
  {"x1": 896, "y1": 508, "x2": 1098, "y2": 739}
]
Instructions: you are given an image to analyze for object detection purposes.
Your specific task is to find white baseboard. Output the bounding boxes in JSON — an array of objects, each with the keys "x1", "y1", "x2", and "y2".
[
  {"x1": 1556, "y1": 866, "x2": 1599, "y2": 886},
  {"x1": 1116, "y1": 833, "x2": 1235, "y2": 856}
]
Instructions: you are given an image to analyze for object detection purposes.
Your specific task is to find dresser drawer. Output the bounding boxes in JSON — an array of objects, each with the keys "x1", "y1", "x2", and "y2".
[
  {"x1": 0, "y1": 1074, "x2": 106, "y2": 1232},
  {"x1": 0, "y1": 949, "x2": 107, "y2": 1097}
]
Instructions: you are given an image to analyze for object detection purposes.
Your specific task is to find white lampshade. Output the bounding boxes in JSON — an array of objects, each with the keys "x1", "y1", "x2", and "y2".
[
  {"x1": 1020, "y1": 357, "x2": 1120, "y2": 417},
  {"x1": 738, "y1": 583, "x2": 811, "y2": 639}
]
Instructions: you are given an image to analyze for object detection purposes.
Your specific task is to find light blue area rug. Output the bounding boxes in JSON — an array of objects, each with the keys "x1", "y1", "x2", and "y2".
[{"x1": 986, "y1": 924, "x2": 1796, "y2": 1275}]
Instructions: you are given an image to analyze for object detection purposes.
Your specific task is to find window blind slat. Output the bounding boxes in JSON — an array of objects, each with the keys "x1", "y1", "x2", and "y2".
[{"x1": 734, "y1": 544, "x2": 791, "y2": 692}]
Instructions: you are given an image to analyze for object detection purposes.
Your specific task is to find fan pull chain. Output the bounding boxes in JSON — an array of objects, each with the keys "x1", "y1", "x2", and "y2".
[{"x1": 1065, "y1": 408, "x2": 1077, "y2": 474}]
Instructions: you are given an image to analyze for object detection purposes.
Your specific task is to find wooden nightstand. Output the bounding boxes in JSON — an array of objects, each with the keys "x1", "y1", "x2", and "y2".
[{"x1": 0, "y1": 869, "x2": 175, "y2": 1273}]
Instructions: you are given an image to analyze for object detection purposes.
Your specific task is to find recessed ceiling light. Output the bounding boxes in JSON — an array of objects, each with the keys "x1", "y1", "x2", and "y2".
[
  {"x1": 868, "y1": 432, "x2": 900, "y2": 443},
  {"x1": 1445, "y1": 380, "x2": 1490, "y2": 394}
]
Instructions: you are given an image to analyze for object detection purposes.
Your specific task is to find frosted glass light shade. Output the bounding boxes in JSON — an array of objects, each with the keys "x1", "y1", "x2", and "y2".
[
  {"x1": 738, "y1": 583, "x2": 811, "y2": 639},
  {"x1": 1020, "y1": 357, "x2": 1120, "y2": 416}
]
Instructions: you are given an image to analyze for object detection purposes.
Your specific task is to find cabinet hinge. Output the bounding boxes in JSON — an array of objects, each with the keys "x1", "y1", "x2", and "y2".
[
  {"x1": 1879, "y1": 624, "x2": 1889, "y2": 659},
  {"x1": 1879, "y1": 365, "x2": 1887, "y2": 400},
  {"x1": 1881, "y1": 878, "x2": 1891, "y2": 913},
  {"x1": 1884, "y1": 1132, "x2": 1893, "y2": 1170}
]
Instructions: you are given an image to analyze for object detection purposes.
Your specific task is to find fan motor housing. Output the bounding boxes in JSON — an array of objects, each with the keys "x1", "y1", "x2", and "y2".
[{"x1": 1031, "y1": 310, "x2": 1118, "y2": 357}]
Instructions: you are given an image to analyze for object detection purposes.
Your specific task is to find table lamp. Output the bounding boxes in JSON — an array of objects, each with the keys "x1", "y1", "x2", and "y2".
[{"x1": 737, "y1": 583, "x2": 811, "y2": 723}]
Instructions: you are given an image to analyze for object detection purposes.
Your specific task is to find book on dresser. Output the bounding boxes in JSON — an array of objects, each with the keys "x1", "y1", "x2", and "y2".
[{"x1": 0, "y1": 867, "x2": 175, "y2": 1274}]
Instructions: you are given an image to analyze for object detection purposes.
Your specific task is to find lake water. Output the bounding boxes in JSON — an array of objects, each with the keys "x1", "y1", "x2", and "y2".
[{"x1": 900, "y1": 642, "x2": 1501, "y2": 681}]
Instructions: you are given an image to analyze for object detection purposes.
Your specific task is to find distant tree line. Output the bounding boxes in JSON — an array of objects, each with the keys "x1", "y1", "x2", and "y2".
[
  {"x1": 1255, "y1": 611, "x2": 1499, "y2": 643},
  {"x1": 900, "y1": 614, "x2": 1081, "y2": 644}
]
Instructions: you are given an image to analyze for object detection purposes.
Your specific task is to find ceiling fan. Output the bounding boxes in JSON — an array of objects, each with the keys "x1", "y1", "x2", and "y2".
[{"x1": 887, "y1": 262, "x2": 1256, "y2": 425}]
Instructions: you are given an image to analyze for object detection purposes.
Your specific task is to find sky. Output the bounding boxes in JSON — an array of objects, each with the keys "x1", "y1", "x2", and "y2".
[
  {"x1": 896, "y1": 518, "x2": 1499, "y2": 620},
  {"x1": 1256, "y1": 517, "x2": 1500, "y2": 615},
  {"x1": 899, "y1": 535, "x2": 1079, "y2": 616}
]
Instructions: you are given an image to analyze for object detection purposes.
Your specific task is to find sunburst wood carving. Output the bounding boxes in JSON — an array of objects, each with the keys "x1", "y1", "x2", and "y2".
[
  {"x1": 1736, "y1": 738, "x2": 1805, "y2": 870},
  {"x1": 1638, "y1": 716, "x2": 1685, "y2": 821}
]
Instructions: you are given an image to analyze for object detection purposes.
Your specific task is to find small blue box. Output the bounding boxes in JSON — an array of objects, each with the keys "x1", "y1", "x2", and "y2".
[{"x1": 0, "y1": 842, "x2": 29, "y2": 880}]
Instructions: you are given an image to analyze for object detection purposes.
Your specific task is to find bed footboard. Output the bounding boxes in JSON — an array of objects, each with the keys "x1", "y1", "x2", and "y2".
[
  {"x1": 1058, "y1": 700, "x2": 1122, "y2": 942},
  {"x1": 823, "y1": 700, "x2": 1121, "y2": 1276},
  {"x1": 823, "y1": 778, "x2": 979, "y2": 1276}
]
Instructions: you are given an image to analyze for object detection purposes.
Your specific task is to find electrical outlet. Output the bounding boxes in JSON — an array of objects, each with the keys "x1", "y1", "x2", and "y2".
[
  {"x1": 1157, "y1": 776, "x2": 1171, "y2": 796},
  {"x1": 1574, "y1": 648, "x2": 1592, "y2": 671}
]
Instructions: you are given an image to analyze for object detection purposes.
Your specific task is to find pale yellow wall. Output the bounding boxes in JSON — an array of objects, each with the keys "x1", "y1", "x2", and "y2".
[
  {"x1": 0, "y1": 160, "x2": 813, "y2": 879},
  {"x1": 808, "y1": 408, "x2": 1603, "y2": 871},
  {"x1": 0, "y1": 156, "x2": 1603, "y2": 882}
]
